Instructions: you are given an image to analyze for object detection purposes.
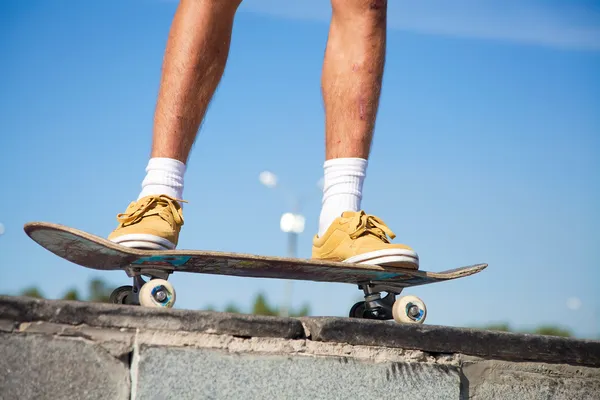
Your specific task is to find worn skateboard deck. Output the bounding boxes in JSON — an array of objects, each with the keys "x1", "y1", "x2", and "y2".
[
  {"x1": 24, "y1": 222, "x2": 485, "y2": 285},
  {"x1": 24, "y1": 221, "x2": 487, "y2": 323}
]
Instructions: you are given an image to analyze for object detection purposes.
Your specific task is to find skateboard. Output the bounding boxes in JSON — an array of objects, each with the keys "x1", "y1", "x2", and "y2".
[{"x1": 23, "y1": 221, "x2": 487, "y2": 324}]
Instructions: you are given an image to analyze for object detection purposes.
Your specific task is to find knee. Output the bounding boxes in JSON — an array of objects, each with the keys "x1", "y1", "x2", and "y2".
[
  {"x1": 227, "y1": 0, "x2": 244, "y2": 9},
  {"x1": 221, "y1": 0, "x2": 244, "y2": 10},
  {"x1": 330, "y1": 0, "x2": 387, "y2": 17},
  {"x1": 189, "y1": 0, "x2": 243, "y2": 12}
]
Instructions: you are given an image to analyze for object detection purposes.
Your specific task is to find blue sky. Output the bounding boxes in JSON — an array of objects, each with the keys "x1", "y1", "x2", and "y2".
[{"x1": 1, "y1": 0, "x2": 598, "y2": 338}]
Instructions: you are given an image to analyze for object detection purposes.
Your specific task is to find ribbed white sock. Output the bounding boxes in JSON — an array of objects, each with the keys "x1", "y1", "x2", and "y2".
[
  {"x1": 138, "y1": 157, "x2": 186, "y2": 200},
  {"x1": 318, "y1": 157, "x2": 367, "y2": 237}
]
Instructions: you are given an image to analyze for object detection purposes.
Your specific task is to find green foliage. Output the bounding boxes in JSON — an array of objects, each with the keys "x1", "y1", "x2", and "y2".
[
  {"x1": 19, "y1": 278, "x2": 111, "y2": 303},
  {"x1": 87, "y1": 278, "x2": 112, "y2": 302},
  {"x1": 292, "y1": 304, "x2": 310, "y2": 317},
  {"x1": 224, "y1": 303, "x2": 241, "y2": 314},
  {"x1": 61, "y1": 288, "x2": 80, "y2": 301},
  {"x1": 531, "y1": 325, "x2": 572, "y2": 337},
  {"x1": 482, "y1": 323, "x2": 511, "y2": 332},
  {"x1": 252, "y1": 293, "x2": 278, "y2": 316},
  {"x1": 206, "y1": 292, "x2": 310, "y2": 317},
  {"x1": 20, "y1": 287, "x2": 44, "y2": 299},
  {"x1": 479, "y1": 322, "x2": 573, "y2": 337},
  {"x1": 250, "y1": 292, "x2": 310, "y2": 317}
]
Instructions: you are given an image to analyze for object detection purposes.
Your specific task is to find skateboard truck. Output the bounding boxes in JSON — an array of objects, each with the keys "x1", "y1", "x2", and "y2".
[
  {"x1": 361, "y1": 284, "x2": 395, "y2": 319},
  {"x1": 350, "y1": 281, "x2": 427, "y2": 323},
  {"x1": 108, "y1": 267, "x2": 176, "y2": 308}
]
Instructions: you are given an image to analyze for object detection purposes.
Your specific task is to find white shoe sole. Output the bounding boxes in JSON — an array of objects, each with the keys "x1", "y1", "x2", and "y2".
[
  {"x1": 344, "y1": 248, "x2": 419, "y2": 268},
  {"x1": 110, "y1": 233, "x2": 176, "y2": 250}
]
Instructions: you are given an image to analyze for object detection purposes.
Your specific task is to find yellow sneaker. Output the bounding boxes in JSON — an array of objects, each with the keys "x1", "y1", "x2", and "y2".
[
  {"x1": 108, "y1": 194, "x2": 185, "y2": 250},
  {"x1": 312, "y1": 210, "x2": 418, "y2": 269}
]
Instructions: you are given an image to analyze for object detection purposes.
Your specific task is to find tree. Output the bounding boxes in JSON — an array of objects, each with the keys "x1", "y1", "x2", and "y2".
[
  {"x1": 203, "y1": 292, "x2": 310, "y2": 317},
  {"x1": 18, "y1": 278, "x2": 112, "y2": 303},
  {"x1": 224, "y1": 303, "x2": 242, "y2": 313},
  {"x1": 20, "y1": 287, "x2": 44, "y2": 299},
  {"x1": 482, "y1": 323, "x2": 511, "y2": 332},
  {"x1": 292, "y1": 304, "x2": 310, "y2": 317},
  {"x1": 531, "y1": 325, "x2": 572, "y2": 337},
  {"x1": 61, "y1": 288, "x2": 80, "y2": 301},
  {"x1": 87, "y1": 278, "x2": 112, "y2": 302},
  {"x1": 251, "y1": 292, "x2": 310, "y2": 317},
  {"x1": 479, "y1": 322, "x2": 573, "y2": 338},
  {"x1": 252, "y1": 293, "x2": 278, "y2": 316}
]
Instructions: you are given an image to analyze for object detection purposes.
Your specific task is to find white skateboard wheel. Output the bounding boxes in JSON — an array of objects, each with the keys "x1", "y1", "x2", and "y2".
[
  {"x1": 392, "y1": 295, "x2": 427, "y2": 324},
  {"x1": 139, "y1": 279, "x2": 176, "y2": 308}
]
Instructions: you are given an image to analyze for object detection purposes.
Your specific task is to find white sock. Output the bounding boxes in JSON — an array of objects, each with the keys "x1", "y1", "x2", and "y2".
[
  {"x1": 318, "y1": 157, "x2": 367, "y2": 237},
  {"x1": 138, "y1": 157, "x2": 186, "y2": 200}
]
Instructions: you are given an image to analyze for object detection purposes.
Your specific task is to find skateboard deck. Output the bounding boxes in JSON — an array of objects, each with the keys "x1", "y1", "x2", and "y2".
[{"x1": 24, "y1": 221, "x2": 487, "y2": 324}]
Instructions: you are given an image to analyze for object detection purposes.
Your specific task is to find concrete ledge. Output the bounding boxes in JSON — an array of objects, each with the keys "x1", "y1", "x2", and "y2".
[
  {"x1": 1, "y1": 295, "x2": 599, "y2": 400},
  {"x1": 303, "y1": 317, "x2": 600, "y2": 368},
  {"x1": 0, "y1": 295, "x2": 305, "y2": 340},
  {"x1": 3, "y1": 295, "x2": 598, "y2": 367}
]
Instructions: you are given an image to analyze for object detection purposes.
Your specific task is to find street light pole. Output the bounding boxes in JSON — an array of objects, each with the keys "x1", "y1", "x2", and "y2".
[
  {"x1": 279, "y1": 211, "x2": 305, "y2": 317},
  {"x1": 260, "y1": 171, "x2": 316, "y2": 317},
  {"x1": 287, "y1": 232, "x2": 296, "y2": 259}
]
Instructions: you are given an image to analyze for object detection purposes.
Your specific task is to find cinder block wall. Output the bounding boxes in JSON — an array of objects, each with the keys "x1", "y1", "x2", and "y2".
[{"x1": 1, "y1": 296, "x2": 599, "y2": 400}]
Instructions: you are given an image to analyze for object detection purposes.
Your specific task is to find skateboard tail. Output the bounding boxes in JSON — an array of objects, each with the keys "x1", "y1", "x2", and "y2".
[{"x1": 24, "y1": 222, "x2": 139, "y2": 270}]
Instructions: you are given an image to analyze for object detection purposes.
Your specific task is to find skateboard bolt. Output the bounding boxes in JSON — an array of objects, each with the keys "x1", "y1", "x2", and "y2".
[
  {"x1": 154, "y1": 288, "x2": 167, "y2": 302},
  {"x1": 408, "y1": 305, "x2": 420, "y2": 318}
]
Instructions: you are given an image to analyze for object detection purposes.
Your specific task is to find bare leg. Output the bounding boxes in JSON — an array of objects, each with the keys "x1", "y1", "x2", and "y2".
[
  {"x1": 322, "y1": 0, "x2": 387, "y2": 160},
  {"x1": 108, "y1": 0, "x2": 243, "y2": 250},
  {"x1": 313, "y1": 0, "x2": 417, "y2": 269},
  {"x1": 152, "y1": 0, "x2": 242, "y2": 163},
  {"x1": 317, "y1": 0, "x2": 387, "y2": 236}
]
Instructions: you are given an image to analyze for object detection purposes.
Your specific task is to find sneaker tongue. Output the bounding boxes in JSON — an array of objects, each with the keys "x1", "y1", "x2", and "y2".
[{"x1": 341, "y1": 211, "x2": 359, "y2": 218}]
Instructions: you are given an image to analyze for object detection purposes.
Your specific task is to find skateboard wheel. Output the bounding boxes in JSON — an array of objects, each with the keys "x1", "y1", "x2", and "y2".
[
  {"x1": 109, "y1": 285, "x2": 134, "y2": 305},
  {"x1": 392, "y1": 295, "x2": 426, "y2": 324},
  {"x1": 349, "y1": 301, "x2": 366, "y2": 318},
  {"x1": 139, "y1": 279, "x2": 176, "y2": 308}
]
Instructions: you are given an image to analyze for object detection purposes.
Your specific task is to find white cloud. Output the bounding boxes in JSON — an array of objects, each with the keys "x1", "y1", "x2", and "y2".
[{"x1": 239, "y1": 0, "x2": 600, "y2": 51}]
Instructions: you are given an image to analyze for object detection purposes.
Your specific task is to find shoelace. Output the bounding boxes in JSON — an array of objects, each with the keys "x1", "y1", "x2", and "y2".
[
  {"x1": 116, "y1": 195, "x2": 186, "y2": 226},
  {"x1": 348, "y1": 211, "x2": 396, "y2": 243}
]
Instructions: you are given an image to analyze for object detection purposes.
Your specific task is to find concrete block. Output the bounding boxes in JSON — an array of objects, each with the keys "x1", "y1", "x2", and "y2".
[
  {"x1": 0, "y1": 333, "x2": 129, "y2": 400},
  {"x1": 462, "y1": 360, "x2": 600, "y2": 399},
  {"x1": 133, "y1": 345, "x2": 461, "y2": 400}
]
